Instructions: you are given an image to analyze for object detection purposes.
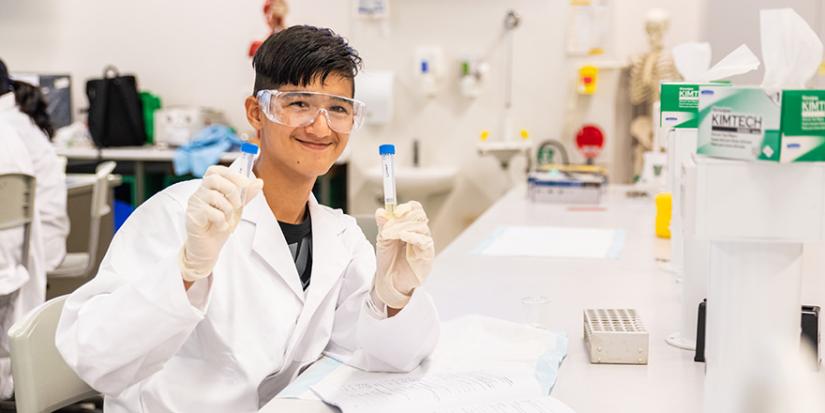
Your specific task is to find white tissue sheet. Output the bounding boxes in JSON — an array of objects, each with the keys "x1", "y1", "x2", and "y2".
[
  {"x1": 760, "y1": 8, "x2": 823, "y2": 90},
  {"x1": 672, "y1": 42, "x2": 759, "y2": 82}
]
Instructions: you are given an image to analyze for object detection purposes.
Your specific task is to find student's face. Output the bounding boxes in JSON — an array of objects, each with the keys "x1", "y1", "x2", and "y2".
[{"x1": 245, "y1": 74, "x2": 352, "y2": 180}]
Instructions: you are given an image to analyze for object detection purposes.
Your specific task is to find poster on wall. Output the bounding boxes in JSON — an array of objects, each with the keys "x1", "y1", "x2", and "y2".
[{"x1": 566, "y1": 0, "x2": 610, "y2": 56}]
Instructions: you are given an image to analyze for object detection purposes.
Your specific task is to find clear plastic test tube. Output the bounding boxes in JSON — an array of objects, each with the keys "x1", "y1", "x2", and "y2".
[
  {"x1": 239, "y1": 142, "x2": 259, "y2": 178},
  {"x1": 239, "y1": 142, "x2": 259, "y2": 200},
  {"x1": 379, "y1": 144, "x2": 397, "y2": 215}
]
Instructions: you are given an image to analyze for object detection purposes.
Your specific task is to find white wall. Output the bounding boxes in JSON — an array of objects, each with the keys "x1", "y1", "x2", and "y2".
[
  {"x1": 0, "y1": 0, "x2": 706, "y2": 250},
  {"x1": 0, "y1": 0, "x2": 263, "y2": 130},
  {"x1": 335, "y1": 0, "x2": 707, "y2": 249}
]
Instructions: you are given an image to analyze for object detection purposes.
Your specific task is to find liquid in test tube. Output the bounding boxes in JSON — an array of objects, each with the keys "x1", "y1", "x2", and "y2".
[{"x1": 379, "y1": 144, "x2": 397, "y2": 215}]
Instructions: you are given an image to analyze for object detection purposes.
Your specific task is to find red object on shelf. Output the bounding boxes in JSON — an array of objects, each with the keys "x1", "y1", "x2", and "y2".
[
  {"x1": 248, "y1": 0, "x2": 289, "y2": 58},
  {"x1": 575, "y1": 124, "x2": 605, "y2": 161}
]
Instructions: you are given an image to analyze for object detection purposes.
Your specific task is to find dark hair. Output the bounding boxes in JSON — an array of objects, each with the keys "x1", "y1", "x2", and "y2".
[
  {"x1": 12, "y1": 80, "x2": 54, "y2": 139},
  {"x1": 252, "y1": 25, "x2": 362, "y2": 96},
  {"x1": 0, "y1": 59, "x2": 12, "y2": 95}
]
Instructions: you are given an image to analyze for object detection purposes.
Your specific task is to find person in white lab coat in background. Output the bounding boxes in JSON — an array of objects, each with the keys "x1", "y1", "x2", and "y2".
[
  {"x1": 0, "y1": 59, "x2": 69, "y2": 272},
  {"x1": 0, "y1": 65, "x2": 47, "y2": 399},
  {"x1": 56, "y1": 26, "x2": 440, "y2": 412}
]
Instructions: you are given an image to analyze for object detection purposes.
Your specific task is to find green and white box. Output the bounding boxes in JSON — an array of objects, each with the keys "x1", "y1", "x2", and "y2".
[
  {"x1": 661, "y1": 83, "x2": 700, "y2": 129},
  {"x1": 697, "y1": 85, "x2": 782, "y2": 161},
  {"x1": 780, "y1": 90, "x2": 825, "y2": 163}
]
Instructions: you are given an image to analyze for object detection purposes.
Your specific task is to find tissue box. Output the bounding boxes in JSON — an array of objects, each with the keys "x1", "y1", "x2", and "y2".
[
  {"x1": 697, "y1": 85, "x2": 782, "y2": 161},
  {"x1": 662, "y1": 82, "x2": 732, "y2": 150},
  {"x1": 780, "y1": 90, "x2": 825, "y2": 163},
  {"x1": 661, "y1": 82, "x2": 731, "y2": 129},
  {"x1": 661, "y1": 83, "x2": 700, "y2": 129}
]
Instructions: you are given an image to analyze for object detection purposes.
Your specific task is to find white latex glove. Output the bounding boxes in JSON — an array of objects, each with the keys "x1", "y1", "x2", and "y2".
[
  {"x1": 180, "y1": 165, "x2": 263, "y2": 282},
  {"x1": 374, "y1": 201, "x2": 435, "y2": 309}
]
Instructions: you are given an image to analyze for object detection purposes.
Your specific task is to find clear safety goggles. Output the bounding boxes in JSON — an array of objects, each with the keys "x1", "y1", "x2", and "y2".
[{"x1": 256, "y1": 89, "x2": 366, "y2": 134}]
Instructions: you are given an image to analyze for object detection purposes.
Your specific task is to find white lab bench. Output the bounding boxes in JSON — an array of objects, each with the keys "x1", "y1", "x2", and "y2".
[
  {"x1": 263, "y1": 185, "x2": 707, "y2": 412},
  {"x1": 425, "y1": 185, "x2": 705, "y2": 412},
  {"x1": 57, "y1": 146, "x2": 239, "y2": 205}
]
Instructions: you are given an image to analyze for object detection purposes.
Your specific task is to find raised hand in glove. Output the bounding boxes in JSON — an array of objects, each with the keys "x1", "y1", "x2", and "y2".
[
  {"x1": 373, "y1": 201, "x2": 435, "y2": 309},
  {"x1": 180, "y1": 165, "x2": 263, "y2": 282}
]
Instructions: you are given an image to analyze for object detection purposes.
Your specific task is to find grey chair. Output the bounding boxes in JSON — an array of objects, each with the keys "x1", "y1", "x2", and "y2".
[
  {"x1": 0, "y1": 173, "x2": 36, "y2": 271},
  {"x1": 8, "y1": 295, "x2": 97, "y2": 413},
  {"x1": 47, "y1": 161, "x2": 116, "y2": 280}
]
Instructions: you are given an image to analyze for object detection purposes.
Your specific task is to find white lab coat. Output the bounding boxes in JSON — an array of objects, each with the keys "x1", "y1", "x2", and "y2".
[
  {"x1": 56, "y1": 179, "x2": 440, "y2": 412},
  {"x1": 0, "y1": 121, "x2": 46, "y2": 398},
  {"x1": 0, "y1": 93, "x2": 69, "y2": 272}
]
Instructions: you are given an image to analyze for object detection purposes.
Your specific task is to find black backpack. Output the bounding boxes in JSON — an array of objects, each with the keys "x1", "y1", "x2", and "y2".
[{"x1": 86, "y1": 65, "x2": 147, "y2": 147}]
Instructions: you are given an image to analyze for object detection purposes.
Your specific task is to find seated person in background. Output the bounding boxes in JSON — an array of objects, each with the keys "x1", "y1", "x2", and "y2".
[
  {"x1": 56, "y1": 26, "x2": 440, "y2": 412},
  {"x1": 0, "y1": 60, "x2": 69, "y2": 272},
  {"x1": 0, "y1": 65, "x2": 47, "y2": 399}
]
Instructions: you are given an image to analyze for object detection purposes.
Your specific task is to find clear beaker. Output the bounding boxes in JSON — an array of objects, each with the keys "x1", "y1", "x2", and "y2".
[{"x1": 521, "y1": 295, "x2": 552, "y2": 329}]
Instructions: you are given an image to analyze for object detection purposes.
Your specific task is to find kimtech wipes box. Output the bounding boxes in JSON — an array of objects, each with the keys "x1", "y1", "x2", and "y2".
[
  {"x1": 663, "y1": 42, "x2": 759, "y2": 160},
  {"x1": 697, "y1": 85, "x2": 782, "y2": 161},
  {"x1": 779, "y1": 90, "x2": 825, "y2": 163},
  {"x1": 661, "y1": 83, "x2": 700, "y2": 130},
  {"x1": 662, "y1": 82, "x2": 734, "y2": 132}
]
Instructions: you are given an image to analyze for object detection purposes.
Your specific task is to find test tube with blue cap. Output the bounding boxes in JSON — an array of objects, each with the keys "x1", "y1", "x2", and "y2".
[
  {"x1": 239, "y1": 142, "x2": 259, "y2": 199},
  {"x1": 379, "y1": 144, "x2": 396, "y2": 216},
  {"x1": 239, "y1": 142, "x2": 259, "y2": 178}
]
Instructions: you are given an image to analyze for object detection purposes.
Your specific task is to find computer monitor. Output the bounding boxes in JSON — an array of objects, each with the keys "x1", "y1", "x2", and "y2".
[{"x1": 11, "y1": 72, "x2": 73, "y2": 129}]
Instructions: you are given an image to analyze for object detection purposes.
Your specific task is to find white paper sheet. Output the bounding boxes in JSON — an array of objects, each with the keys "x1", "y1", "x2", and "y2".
[
  {"x1": 311, "y1": 368, "x2": 575, "y2": 413},
  {"x1": 303, "y1": 316, "x2": 574, "y2": 413},
  {"x1": 436, "y1": 396, "x2": 576, "y2": 413},
  {"x1": 431, "y1": 316, "x2": 567, "y2": 394},
  {"x1": 475, "y1": 226, "x2": 624, "y2": 259},
  {"x1": 278, "y1": 316, "x2": 568, "y2": 401}
]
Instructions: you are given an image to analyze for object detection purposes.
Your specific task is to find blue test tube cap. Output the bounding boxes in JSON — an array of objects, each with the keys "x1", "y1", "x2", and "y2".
[
  {"x1": 241, "y1": 142, "x2": 259, "y2": 155},
  {"x1": 379, "y1": 144, "x2": 395, "y2": 155}
]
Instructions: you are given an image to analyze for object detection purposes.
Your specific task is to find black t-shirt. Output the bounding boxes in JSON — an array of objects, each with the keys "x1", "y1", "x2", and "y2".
[{"x1": 277, "y1": 209, "x2": 312, "y2": 290}]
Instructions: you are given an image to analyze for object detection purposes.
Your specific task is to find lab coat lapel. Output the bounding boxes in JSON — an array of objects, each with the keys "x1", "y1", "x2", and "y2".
[
  {"x1": 287, "y1": 195, "x2": 350, "y2": 351},
  {"x1": 306, "y1": 195, "x2": 349, "y2": 309},
  {"x1": 242, "y1": 194, "x2": 305, "y2": 302}
]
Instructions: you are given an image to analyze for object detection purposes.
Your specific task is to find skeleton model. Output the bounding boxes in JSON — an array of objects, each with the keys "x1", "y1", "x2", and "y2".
[{"x1": 628, "y1": 9, "x2": 681, "y2": 178}]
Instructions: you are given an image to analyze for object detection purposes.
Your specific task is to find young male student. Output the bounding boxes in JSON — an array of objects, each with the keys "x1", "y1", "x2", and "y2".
[{"x1": 56, "y1": 26, "x2": 440, "y2": 412}]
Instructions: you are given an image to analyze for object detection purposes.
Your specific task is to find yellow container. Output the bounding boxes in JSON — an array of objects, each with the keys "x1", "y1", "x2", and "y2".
[
  {"x1": 655, "y1": 192, "x2": 672, "y2": 239},
  {"x1": 578, "y1": 65, "x2": 599, "y2": 95}
]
